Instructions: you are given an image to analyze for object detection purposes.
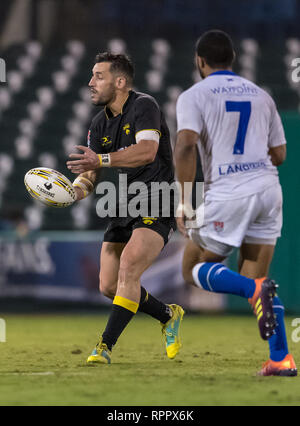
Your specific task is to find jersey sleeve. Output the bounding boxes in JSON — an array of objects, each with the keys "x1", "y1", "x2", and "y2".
[
  {"x1": 268, "y1": 100, "x2": 287, "y2": 148},
  {"x1": 87, "y1": 120, "x2": 102, "y2": 154},
  {"x1": 176, "y1": 89, "x2": 204, "y2": 135},
  {"x1": 134, "y1": 96, "x2": 162, "y2": 140}
]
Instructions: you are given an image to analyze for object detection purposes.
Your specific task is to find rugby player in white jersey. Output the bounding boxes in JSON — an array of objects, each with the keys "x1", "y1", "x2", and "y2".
[{"x1": 175, "y1": 30, "x2": 296, "y2": 376}]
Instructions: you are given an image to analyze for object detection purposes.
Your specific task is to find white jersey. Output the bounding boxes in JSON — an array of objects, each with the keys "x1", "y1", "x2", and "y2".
[{"x1": 176, "y1": 71, "x2": 286, "y2": 201}]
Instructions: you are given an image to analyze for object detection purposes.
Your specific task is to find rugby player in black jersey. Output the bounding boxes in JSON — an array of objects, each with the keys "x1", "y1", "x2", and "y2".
[{"x1": 67, "y1": 53, "x2": 184, "y2": 364}]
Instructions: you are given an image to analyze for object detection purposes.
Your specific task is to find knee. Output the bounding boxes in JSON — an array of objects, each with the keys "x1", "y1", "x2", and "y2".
[{"x1": 99, "y1": 276, "x2": 117, "y2": 300}]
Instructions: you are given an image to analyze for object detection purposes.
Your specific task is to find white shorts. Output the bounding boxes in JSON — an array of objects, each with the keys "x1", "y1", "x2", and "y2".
[{"x1": 188, "y1": 184, "x2": 283, "y2": 258}]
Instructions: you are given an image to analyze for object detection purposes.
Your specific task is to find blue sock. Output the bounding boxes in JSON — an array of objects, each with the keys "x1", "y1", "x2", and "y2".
[
  {"x1": 268, "y1": 297, "x2": 289, "y2": 362},
  {"x1": 192, "y1": 262, "x2": 256, "y2": 299}
]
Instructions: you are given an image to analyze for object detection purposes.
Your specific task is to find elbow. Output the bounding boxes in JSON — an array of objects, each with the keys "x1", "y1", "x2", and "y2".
[
  {"x1": 140, "y1": 142, "x2": 158, "y2": 165},
  {"x1": 273, "y1": 152, "x2": 286, "y2": 167},
  {"x1": 273, "y1": 157, "x2": 285, "y2": 167},
  {"x1": 175, "y1": 143, "x2": 196, "y2": 165},
  {"x1": 145, "y1": 151, "x2": 157, "y2": 164},
  {"x1": 269, "y1": 145, "x2": 286, "y2": 167},
  {"x1": 175, "y1": 130, "x2": 199, "y2": 157},
  {"x1": 277, "y1": 151, "x2": 287, "y2": 166}
]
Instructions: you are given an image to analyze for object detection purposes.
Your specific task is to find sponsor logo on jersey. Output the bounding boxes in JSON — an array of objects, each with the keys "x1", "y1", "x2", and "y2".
[
  {"x1": 142, "y1": 217, "x2": 158, "y2": 225},
  {"x1": 101, "y1": 136, "x2": 112, "y2": 147},
  {"x1": 123, "y1": 123, "x2": 131, "y2": 135},
  {"x1": 219, "y1": 161, "x2": 267, "y2": 176},
  {"x1": 214, "y1": 222, "x2": 224, "y2": 233},
  {"x1": 210, "y1": 84, "x2": 259, "y2": 96}
]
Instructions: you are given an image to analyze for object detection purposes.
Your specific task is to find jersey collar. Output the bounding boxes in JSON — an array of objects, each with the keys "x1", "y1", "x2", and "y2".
[
  {"x1": 208, "y1": 70, "x2": 237, "y2": 77},
  {"x1": 104, "y1": 90, "x2": 135, "y2": 120}
]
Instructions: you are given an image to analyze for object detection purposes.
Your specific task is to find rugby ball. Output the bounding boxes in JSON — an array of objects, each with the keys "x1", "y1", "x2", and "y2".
[{"x1": 24, "y1": 168, "x2": 76, "y2": 208}]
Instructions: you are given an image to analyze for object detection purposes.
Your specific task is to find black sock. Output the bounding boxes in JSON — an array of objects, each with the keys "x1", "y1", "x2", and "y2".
[
  {"x1": 138, "y1": 287, "x2": 172, "y2": 324},
  {"x1": 102, "y1": 297, "x2": 138, "y2": 351}
]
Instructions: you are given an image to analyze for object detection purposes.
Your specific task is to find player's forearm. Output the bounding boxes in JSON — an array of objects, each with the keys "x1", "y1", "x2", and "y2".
[
  {"x1": 67, "y1": 141, "x2": 158, "y2": 174},
  {"x1": 73, "y1": 169, "x2": 102, "y2": 200},
  {"x1": 82, "y1": 169, "x2": 103, "y2": 186},
  {"x1": 175, "y1": 143, "x2": 197, "y2": 203},
  {"x1": 108, "y1": 141, "x2": 157, "y2": 168}
]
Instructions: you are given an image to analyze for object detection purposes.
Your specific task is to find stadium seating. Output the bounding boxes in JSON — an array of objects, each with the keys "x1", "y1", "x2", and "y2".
[{"x1": 0, "y1": 38, "x2": 299, "y2": 231}]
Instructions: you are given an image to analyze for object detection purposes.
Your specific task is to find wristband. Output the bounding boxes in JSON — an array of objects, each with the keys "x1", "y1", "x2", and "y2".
[{"x1": 98, "y1": 153, "x2": 111, "y2": 168}]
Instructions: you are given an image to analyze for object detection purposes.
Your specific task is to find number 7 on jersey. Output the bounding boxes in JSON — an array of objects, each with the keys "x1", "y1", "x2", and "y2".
[{"x1": 226, "y1": 101, "x2": 251, "y2": 155}]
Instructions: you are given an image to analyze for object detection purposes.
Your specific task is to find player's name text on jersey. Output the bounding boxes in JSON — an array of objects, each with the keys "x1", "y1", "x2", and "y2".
[
  {"x1": 219, "y1": 161, "x2": 267, "y2": 176},
  {"x1": 0, "y1": 319, "x2": 6, "y2": 343},
  {"x1": 0, "y1": 58, "x2": 6, "y2": 83},
  {"x1": 210, "y1": 83, "x2": 259, "y2": 96}
]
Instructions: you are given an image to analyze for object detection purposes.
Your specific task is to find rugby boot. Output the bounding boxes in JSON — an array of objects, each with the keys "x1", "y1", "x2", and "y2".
[
  {"x1": 87, "y1": 339, "x2": 111, "y2": 365},
  {"x1": 258, "y1": 354, "x2": 297, "y2": 377},
  {"x1": 249, "y1": 278, "x2": 278, "y2": 341},
  {"x1": 161, "y1": 304, "x2": 185, "y2": 359}
]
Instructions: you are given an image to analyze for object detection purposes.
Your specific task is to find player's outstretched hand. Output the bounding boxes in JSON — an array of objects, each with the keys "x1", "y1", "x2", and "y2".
[
  {"x1": 67, "y1": 146, "x2": 100, "y2": 174},
  {"x1": 176, "y1": 215, "x2": 188, "y2": 238},
  {"x1": 176, "y1": 203, "x2": 195, "y2": 238}
]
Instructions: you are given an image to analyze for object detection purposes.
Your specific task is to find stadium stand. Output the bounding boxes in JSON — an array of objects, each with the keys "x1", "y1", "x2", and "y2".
[{"x1": 0, "y1": 3, "x2": 14, "y2": 31}]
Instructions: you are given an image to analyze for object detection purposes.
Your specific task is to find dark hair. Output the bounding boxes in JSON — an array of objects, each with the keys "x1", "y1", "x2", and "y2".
[
  {"x1": 196, "y1": 30, "x2": 235, "y2": 68},
  {"x1": 95, "y1": 52, "x2": 135, "y2": 85}
]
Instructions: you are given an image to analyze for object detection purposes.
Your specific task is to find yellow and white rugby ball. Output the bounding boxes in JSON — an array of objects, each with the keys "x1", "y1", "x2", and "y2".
[{"x1": 24, "y1": 168, "x2": 76, "y2": 208}]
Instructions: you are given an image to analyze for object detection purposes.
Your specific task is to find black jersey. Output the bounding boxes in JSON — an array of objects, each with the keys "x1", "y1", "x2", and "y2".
[{"x1": 87, "y1": 90, "x2": 175, "y2": 218}]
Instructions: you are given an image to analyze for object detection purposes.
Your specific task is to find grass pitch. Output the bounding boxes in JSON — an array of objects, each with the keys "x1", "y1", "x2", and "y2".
[{"x1": 0, "y1": 314, "x2": 299, "y2": 406}]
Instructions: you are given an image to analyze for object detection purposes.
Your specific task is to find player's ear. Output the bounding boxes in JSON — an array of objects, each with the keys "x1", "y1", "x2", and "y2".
[
  {"x1": 115, "y1": 76, "x2": 127, "y2": 90},
  {"x1": 196, "y1": 56, "x2": 205, "y2": 70},
  {"x1": 232, "y1": 50, "x2": 236, "y2": 65}
]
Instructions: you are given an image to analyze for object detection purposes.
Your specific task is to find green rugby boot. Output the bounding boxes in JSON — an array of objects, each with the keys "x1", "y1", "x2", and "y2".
[
  {"x1": 87, "y1": 339, "x2": 111, "y2": 365},
  {"x1": 161, "y1": 304, "x2": 185, "y2": 359}
]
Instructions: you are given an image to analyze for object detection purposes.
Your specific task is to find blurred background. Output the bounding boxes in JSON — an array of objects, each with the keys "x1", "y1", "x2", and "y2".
[{"x1": 0, "y1": 0, "x2": 299, "y2": 314}]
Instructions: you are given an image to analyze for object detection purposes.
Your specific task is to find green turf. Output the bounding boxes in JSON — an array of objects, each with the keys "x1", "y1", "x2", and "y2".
[{"x1": 0, "y1": 314, "x2": 299, "y2": 406}]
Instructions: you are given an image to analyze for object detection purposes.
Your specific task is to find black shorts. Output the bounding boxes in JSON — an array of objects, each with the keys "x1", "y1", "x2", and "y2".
[{"x1": 104, "y1": 216, "x2": 177, "y2": 247}]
